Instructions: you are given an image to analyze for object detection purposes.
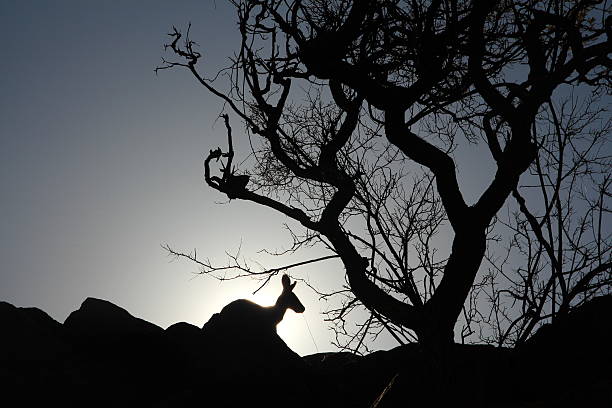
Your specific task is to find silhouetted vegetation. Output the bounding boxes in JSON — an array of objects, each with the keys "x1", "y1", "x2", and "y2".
[{"x1": 159, "y1": 0, "x2": 611, "y2": 351}]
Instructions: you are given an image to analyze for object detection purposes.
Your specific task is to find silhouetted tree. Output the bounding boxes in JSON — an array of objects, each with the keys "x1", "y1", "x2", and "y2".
[
  {"x1": 470, "y1": 91, "x2": 611, "y2": 347},
  {"x1": 159, "y1": 0, "x2": 611, "y2": 349}
]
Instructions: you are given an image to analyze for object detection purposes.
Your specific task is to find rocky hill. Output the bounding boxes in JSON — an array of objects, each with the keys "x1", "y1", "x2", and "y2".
[{"x1": 1, "y1": 296, "x2": 610, "y2": 407}]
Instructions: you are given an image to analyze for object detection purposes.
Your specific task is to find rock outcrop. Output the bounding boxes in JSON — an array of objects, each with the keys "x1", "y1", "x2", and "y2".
[{"x1": 1, "y1": 295, "x2": 611, "y2": 407}]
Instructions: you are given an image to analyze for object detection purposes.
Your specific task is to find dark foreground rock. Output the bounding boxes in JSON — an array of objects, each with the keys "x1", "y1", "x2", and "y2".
[{"x1": 1, "y1": 295, "x2": 611, "y2": 407}]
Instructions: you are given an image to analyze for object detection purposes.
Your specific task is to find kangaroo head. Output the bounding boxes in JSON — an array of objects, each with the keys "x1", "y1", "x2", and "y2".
[{"x1": 277, "y1": 274, "x2": 305, "y2": 313}]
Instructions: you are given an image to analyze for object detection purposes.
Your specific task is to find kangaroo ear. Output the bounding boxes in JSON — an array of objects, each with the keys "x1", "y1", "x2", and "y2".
[
  {"x1": 282, "y1": 274, "x2": 291, "y2": 289},
  {"x1": 290, "y1": 281, "x2": 297, "y2": 291}
]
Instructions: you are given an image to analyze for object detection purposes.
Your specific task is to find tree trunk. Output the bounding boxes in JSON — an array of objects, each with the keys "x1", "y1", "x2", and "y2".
[{"x1": 422, "y1": 228, "x2": 487, "y2": 346}]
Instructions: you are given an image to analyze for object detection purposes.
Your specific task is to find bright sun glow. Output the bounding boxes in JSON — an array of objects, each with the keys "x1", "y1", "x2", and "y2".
[
  {"x1": 246, "y1": 292, "x2": 276, "y2": 308},
  {"x1": 245, "y1": 289, "x2": 318, "y2": 355}
]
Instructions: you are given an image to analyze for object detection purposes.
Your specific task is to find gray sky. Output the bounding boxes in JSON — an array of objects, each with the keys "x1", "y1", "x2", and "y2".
[
  {"x1": 2, "y1": 1, "x2": 568, "y2": 355},
  {"x1": 0, "y1": 0, "x2": 350, "y2": 355}
]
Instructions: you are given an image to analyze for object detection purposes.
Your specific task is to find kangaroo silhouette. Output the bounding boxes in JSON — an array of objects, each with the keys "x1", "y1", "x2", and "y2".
[
  {"x1": 197, "y1": 275, "x2": 312, "y2": 407},
  {"x1": 208, "y1": 275, "x2": 305, "y2": 332}
]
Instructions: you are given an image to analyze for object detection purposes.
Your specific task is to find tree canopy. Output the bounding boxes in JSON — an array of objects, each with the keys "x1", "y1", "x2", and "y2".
[{"x1": 160, "y1": 0, "x2": 611, "y2": 350}]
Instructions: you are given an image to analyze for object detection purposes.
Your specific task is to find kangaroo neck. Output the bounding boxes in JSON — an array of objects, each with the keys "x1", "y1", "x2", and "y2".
[{"x1": 272, "y1": 300, "x2": 288, "y2": 326}]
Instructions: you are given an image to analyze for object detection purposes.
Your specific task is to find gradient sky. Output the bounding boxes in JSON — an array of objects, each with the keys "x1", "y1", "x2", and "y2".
[
  {"x1": 0, "y1": 0, "x2": 348, "y2": 355},
  {"x1": 0, "y1": 1, "x2": 529, "y2": 355}
]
